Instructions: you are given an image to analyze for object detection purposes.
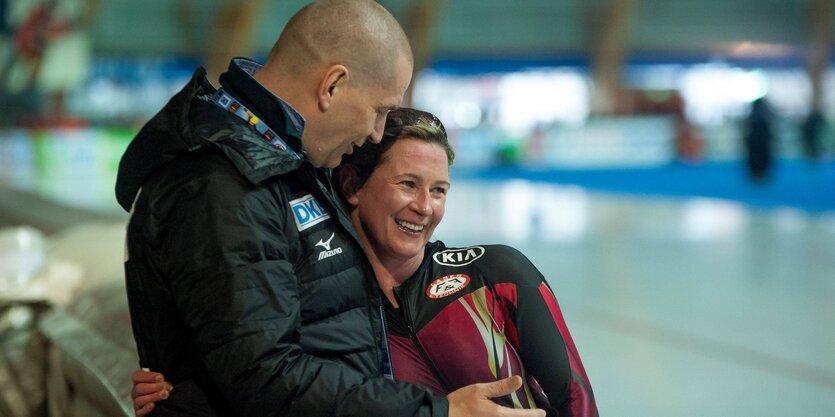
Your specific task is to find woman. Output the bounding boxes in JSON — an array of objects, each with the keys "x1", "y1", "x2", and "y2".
[{"x1": 133, "y1": 108, "x2": 598, "y2": 416}]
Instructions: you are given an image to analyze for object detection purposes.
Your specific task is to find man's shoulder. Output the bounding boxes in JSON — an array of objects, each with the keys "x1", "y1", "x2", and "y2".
[
  {"x1": 140, "y1": 152, "x2": 295, "y2": 213},
  {"x1": 148, "y1": 152, "x2": 241, "y2": 189}
]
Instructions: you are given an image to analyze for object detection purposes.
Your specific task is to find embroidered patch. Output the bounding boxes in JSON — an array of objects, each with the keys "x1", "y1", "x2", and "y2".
[
  {"x1": 426, "y1": 274, "x2": 471, "y2": 299},
  {"x1": 290, "y1": 194, "x2": 331, "y2": 231}
]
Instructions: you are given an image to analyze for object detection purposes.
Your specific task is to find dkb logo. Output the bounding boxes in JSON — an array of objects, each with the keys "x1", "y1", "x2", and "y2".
[{"x1": 290, "y1": 194, "x2": 331, "y2": 231}]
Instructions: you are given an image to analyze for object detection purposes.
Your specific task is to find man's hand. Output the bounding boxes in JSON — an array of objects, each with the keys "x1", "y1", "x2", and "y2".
[
  {"x1": 131, "y1": 369, "x2": 173, "y2": 416},
  {"x1": 447, "y1": 376, "x2": 546, "y2": 417}
]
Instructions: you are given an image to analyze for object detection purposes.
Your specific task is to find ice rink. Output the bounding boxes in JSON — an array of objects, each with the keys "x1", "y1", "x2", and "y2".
[
  {"x1": 2, "y1": 172, "x2": 834, "y2": 416},
  {"x1": 435, "y1": 179, "x2": 835, "y2": 415}
]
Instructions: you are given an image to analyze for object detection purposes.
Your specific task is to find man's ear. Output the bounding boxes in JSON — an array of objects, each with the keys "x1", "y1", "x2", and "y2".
[
  {"x1": 336, "y1": 165, "x2": 362, "y2": 207},
  {"x1": 317, "y1": 64, "x2": 349, "y2": 112}
]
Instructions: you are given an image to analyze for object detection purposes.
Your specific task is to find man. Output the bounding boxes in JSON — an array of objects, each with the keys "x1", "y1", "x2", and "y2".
[{"x1": 116, "y1": 1, "x2": 545, "y2": 416}]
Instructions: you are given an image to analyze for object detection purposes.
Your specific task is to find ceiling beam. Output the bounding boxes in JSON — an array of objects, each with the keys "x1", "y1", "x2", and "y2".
[
  {"x1": 203, "y1": 0, "x2": 266, "y2": 85},
  {"x1": 401, "y1": 0, "x2": 447, "y2": 106},
  {"x1": 806, "y1": 0, "x2": 835, "y2": 112},
  {"x1": 589, "y1": 0, "x2": 638, "y2": 115}
]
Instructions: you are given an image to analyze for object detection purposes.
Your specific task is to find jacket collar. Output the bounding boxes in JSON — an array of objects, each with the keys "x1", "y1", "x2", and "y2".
[
  {"x1": 218, "y1": 58, "x2": 305, "y2": 157},
  {"x1": 115, "y1": 66, "x2": 310, "y2": 211}
]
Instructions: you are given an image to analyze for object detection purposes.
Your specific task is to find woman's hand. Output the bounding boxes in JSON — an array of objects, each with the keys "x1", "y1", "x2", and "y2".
[{"x1": 131, "y1": 368, "x2": 173, "y2": 416}]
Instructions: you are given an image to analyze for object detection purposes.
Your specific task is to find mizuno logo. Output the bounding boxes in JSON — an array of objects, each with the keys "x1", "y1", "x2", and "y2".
[
  {"x1": 315, "y1": 232, "x2": 342, "y2": 261},
  {"x1": 316, "y1": 233, "x2": 335, "y2": 251},
  {"x1": 432, "y1": 246, "x2": 485, "y2": 266}
]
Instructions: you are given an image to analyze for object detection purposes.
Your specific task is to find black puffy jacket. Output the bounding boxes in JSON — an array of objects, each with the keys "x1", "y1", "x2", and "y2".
[{"x1": 115, "y1": 65, "x2": 446, "y2": 416}]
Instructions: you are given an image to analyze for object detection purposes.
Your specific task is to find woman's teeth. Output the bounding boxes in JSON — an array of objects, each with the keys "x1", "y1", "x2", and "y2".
[{"x1": 396, "y1": 219, "x2": 424, "y2": 232}]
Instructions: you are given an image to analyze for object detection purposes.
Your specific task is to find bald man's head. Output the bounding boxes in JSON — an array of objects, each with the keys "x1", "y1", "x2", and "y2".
[{"x1": 266, "y1": 0, "x2": 413, "y2": 87}]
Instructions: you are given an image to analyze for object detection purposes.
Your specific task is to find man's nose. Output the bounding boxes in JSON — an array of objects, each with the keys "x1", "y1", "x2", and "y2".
[{"x1": 368, "y1": 117, "x2": 386, "y2": 144}]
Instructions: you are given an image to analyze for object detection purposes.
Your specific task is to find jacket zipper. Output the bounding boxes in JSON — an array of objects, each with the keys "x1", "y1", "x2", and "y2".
[
  {"x1": 394, "y1": 288, "x2": 453, "y2": 393},
  {"x1": 378, "y1": 302, "x2": 394, "y2": 380}
]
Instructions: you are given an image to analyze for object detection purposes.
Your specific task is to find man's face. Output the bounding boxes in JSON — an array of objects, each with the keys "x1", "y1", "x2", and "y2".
[
  {"x1": 348, "y1": 138, "x2": 450, "y2": 265},
  {"x1": 305, "y1": 56, "x2": 413, "y2": 168}
]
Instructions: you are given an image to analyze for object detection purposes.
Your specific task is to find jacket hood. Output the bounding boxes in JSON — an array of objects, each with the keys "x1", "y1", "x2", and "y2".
[{"x1": 115, "y1": 68, "x2": 304, "y2": 211}]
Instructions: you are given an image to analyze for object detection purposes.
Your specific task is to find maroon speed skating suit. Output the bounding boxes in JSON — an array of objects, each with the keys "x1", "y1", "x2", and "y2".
[{"x1": 383, "y1": 241, "x2": 598, "y2": 417}]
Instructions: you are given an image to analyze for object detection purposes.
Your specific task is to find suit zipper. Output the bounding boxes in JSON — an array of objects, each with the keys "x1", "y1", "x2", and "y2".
[{"x1": 394, "y1": 289, "x2": 453, "y2": 393}]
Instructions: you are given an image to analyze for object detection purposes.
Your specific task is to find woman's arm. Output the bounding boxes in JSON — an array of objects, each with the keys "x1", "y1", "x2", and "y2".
[{"x1": 493, "y1": 246, "x2": 598, "y2": 417}]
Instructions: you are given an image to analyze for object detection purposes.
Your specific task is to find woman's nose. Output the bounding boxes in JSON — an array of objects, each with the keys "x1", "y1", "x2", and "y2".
[{"x1": 411, "y1": 189, "x2": 432, "y2": 215}]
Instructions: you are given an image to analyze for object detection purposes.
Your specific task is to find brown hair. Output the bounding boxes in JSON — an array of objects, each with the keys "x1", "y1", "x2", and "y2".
[{"x1": 338, "y1": 108, "x2": 454, "y2": 191}]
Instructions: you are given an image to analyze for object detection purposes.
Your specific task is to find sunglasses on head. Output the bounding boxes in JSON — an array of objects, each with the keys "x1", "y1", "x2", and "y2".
[{"x1": 386, "y1": 108, "x2": 446, "y2": 136}]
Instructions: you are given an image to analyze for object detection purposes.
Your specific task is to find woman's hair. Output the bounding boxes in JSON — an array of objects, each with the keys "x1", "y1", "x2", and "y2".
[{"x1": 338, "y1": 108, "x2": 454, "y2": 190}]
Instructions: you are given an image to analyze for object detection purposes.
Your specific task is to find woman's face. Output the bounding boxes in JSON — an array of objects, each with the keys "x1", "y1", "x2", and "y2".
[{"x1": 347, "y1": 138, "x2": 450, "y2": 265}]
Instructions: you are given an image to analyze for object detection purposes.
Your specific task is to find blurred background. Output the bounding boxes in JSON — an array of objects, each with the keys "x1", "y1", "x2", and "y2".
[{"x1": 0, "y1": 0, "x2": 833, "y2": 416}]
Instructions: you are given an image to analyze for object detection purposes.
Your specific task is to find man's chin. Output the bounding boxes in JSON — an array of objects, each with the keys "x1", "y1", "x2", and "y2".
[
  {"x1": 322, "y1": 156, "x2": 343, "y2": 169},
  {"x1": 304, "y1": 153, "x2": 339, "y2": 169}
]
